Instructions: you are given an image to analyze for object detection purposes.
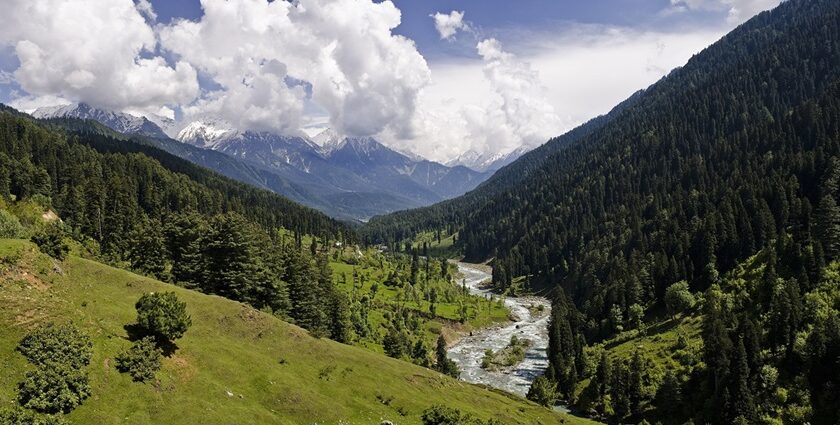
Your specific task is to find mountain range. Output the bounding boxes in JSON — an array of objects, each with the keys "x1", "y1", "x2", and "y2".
[{"x1": 31, "y1": 103, "x2": 503, "y2": 221}]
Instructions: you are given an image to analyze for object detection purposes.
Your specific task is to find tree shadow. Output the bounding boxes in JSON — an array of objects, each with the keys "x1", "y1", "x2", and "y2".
[{"x1": 123, "y1": 323, "x2": 180, "y2": 357}]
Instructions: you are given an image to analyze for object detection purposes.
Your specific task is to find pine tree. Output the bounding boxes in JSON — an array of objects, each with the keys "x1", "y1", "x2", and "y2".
[
  {"x1": 126, "y1": 218, "x2": 167, "y2": 279},
  {"x1": 434, "y1": 334, "x2": 459, "y2": 378},
  {"x1": 201, "y1": 214, "x2": 259, "y2": 303},
  {"x1": 328, "y1": 290, "x2": 353, "y2": 343},
  {"x1": 629, "y1": 349, "x2": 644, "y2": 414},
  {"x1": 815, "y1": 195, "x2": 840, "y2": 260},
  {"x1": 655, "y1": 371, "x2": 682, "y2": 418}
]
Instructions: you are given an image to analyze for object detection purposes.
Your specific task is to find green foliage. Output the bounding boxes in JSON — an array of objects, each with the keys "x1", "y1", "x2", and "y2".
[
  {"x1": 115, "y1": 336, "x2": 162, "y2": 382},
  {"x1": 527, "y1": 375, "x2": 558, "y2": 407},
  {"x1": 29, "y1": 225, "x2": 68, "y2": 261},
  {"x1": 434, "y1": 334, "x2": 460, "y2": 379},
  {"x1": 0, "y1": 209, "x2": 26, "y2": 238},
  {"x1": 420, "y1": 405, "x2": 502, "y2": 425},
  {"x1": 15, "y1": 323, "x2": 92, "y2": 414},
  {"x1": 0, "y1": 406, "x2": 70, "y2": 425},
  {"x1": 18, "y1": 367, "x2": 91, "y2": 414},
  {"x1": 135, "y1": 292, "x2": 191, "y2": 342},
  {"x1": 664, "y1": 281, "x2": 695, "y2": 318},
  {"x1": 481, "y1": 336, "x2": 531, "y2": 371},
  {"x1": 17, "y1": 323, "x2": 93, "y2": 370}
]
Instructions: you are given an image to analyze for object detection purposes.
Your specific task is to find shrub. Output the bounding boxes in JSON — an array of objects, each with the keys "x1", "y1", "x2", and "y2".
[
  {"x1": 0, "y1": 209, "x2": 26, "y2": 238},
  {"x1": 0, "y1": 406, "x2": 70, "y2": 425},
  {"x1": 115, "y1": 336, "x2": 162, "y2": 382},
  {"x1": 420, "y1": 405, "x2": 501, "y2": 425},
  {"x1": 30, "y1": 225, "x2": 69, "y2": 261},
  {"x1": 527, "y1": 375, "x2": 559, "y2": 407},
  {"x1": 18, "y1": 323, "x2": 93, "y2": 369},
  {"x1": 135, "y1": 292, "x2": 191, "y2": 342},
  {"x1": 15, "y1": 323, "x2": 93, "y2": 414},
  {"x1": 664, "y1": 281, "x2": 696, "y2": 318},
  {"x1": 18, "y1": 367, "x2": 90, "y2": 414}
]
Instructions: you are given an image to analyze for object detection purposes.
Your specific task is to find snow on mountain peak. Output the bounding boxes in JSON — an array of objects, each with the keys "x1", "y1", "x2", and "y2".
[
  {"x1": 176, "y1": 119, "x2": 239, "y2": 149},
  {"x1": 31, "y1": 103, "x2": 168, "y2": 139}
]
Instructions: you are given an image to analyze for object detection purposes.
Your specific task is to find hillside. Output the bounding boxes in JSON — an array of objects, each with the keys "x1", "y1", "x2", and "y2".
[
  {"x1": 0, "y1": 239, "x2": 589, "y2": 424},
  {"x1": 362, "y1": 0, "x2": 840, "y2": 423},
  {"x1": 363, "y1": 0, "x2": 840, "y2": 321}
]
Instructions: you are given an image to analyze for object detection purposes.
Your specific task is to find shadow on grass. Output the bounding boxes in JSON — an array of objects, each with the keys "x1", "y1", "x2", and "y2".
[{"x1": 123, "y1": 323, "x2": 179, "y2": 357}]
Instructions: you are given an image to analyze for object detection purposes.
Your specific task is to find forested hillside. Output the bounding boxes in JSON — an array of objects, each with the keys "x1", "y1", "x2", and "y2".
[
  {"x1": 0, "y1": 109, "x2": 369, "y2": 329},
  {"x1": 364, "y1": 0, "x2": 840, "y2": 422},
  {"x1": 0, "y1": 109, "x2": 350, "y2": 245},
  {"x1": 365, "y1": 0, "x2": 839, "y2": 327}
]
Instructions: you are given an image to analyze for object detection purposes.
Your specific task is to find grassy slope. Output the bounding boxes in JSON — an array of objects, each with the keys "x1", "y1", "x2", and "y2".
[
  {"x1": 0, "y1": 240, "x2": 592, "y2": 425},
  {"x1": 573, "y1": 314, "x2": 703, "y2": 417},
  {"x1": 411, "y1": 231, "x2": 459, "y2": 259},
  {"x1": 330, "y1": 257, "x2": 509, "y2": 354}
]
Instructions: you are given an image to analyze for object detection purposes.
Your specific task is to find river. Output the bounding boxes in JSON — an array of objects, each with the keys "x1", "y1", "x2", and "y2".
[{"x1": 447, "y1": 262, "x2": 552, "y2": 399}]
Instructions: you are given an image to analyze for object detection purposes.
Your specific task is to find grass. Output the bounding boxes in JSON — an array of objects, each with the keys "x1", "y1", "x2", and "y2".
[
  {"x1": 411, "y1": 231, "x2": 459, "y2": 258},
  {"x1": 330, "y1": 252, "x2": 510, "y2": 354},
  {"x1": 0, "y1": 239, "x2": 594, "y2": 424}
]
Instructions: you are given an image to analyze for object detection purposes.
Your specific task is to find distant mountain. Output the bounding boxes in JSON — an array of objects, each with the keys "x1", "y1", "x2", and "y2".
[
  {"x1": 178, "y1": 120, "x2": 323, "y2": 173},
  {"x1": 177, "y1": 123, "x2": 492, "y2": 216},
  {"x1": 446, "y1": 146, "x2": 531, "y2": 172},
  {"x1": 33, "y1": 103, "x2": 169, "y2": 139},
  {"x1": 27, "y1": 102, "x2": 491, "y2": 220}
]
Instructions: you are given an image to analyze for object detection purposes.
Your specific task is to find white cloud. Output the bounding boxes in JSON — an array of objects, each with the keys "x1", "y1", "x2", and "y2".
[
  {"x1": 668, "y1": 0, "x2": 782, "y2": 23},
  {"x1": 431, "y1": 11, "x2": 468, "y2": 40},
  {"x1": 385, "y1": 26, "x2": 728, "y2": 162},
  {"x1": 135, "y1": 0, "x2": 157, "y2": 21},
  {"x1": 160, "y1": 0, "x2": 430, "y2": 137},
  {"x1": 382, "y1": 37, "x2": 563, "y2": 162},
  {"x1": 0, "y1": 0, "x2": 199, "y2": 115},
  {"x1": 8, "y1": 94, "x2": 71, "y2": 113}
]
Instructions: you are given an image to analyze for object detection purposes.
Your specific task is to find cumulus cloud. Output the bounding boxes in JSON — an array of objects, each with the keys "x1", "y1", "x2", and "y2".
[
  {"x1": 668, "y1": 0, "x2": 782, "y2": 23},
  {"x1": 431, "y1": 11, "x2": 468, "y2": 40},
  {"x1": 0, "y1": 0, "x2": 198, "y2": 114},
  {"x1": 160, "y1": 0, "x2": 430, "y2": 137},
  {"x1": 382, "y1": 37, "x2": 564, "y2": 162},
  {"x1": 385, "y1": 26, "x2": 727, "y2": 162},
  {"x1": 135, "y1": 0, "x2": 157, "y2": 21}
]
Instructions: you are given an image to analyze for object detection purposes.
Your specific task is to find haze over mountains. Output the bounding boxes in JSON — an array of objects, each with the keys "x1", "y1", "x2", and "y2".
[{"x1": 30, "y1": 103, "x2": 503, "y2": 221}]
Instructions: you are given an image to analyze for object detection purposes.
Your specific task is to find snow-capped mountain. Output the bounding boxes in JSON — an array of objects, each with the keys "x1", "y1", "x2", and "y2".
[
  {"x1": 447, "y1": 146, "x2": 531, "y2": 172},
  {"x1": 24, "y1": 102, "x2": 495, "y2": 220},
  {"x1": 32, "y1": 103, "x2": 169, "y2": 139},
  {"x1": 178, "y1": 120, "x2": 322, "y2": 173},
  {"x1": 176, "y1": 120, "x2": 239, "y2": 150}
]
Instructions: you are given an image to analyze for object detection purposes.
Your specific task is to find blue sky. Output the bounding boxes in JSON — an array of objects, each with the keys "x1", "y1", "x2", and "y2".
[{"x1": 0, "y1": 0, "x2": 781, "y2": 161}]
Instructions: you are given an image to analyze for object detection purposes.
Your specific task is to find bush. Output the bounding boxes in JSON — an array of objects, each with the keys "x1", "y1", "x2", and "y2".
[
  {"x1": 421, "y1": 405, "x2": 501, "y2": 425},
  {"x1": 0, "y1": 406, "x2": 70, "y2": 425},
  {"x1": 18, "y1": 323, "x2": 93, "y2": 369},
  {"x1": 527, "y1": 375, "x2": 559, "y2": 407},
  {"x1": 115, "y1": 336, "x2": 162, "y2": 382},
  {"x1": 16, "y1": 323, "x2": 93, "y2": 414},
  {"x1": 18, "y1": 367, "x2": 90, "y2": 414},
  {"x1": 30, "y1": 225, "x2": 69, "y2": 261},
  {"x1": 135, "y1": 292, "x2": 191, "y2": 341},
  {"x1": 0, "y1": 209, "x2": 26, "y2": 238},
  {"x1": 664, "y1": 281, "x2": 696, "y2": 318}
]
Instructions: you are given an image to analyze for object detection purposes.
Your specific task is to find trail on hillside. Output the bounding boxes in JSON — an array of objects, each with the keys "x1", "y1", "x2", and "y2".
[{"x1": 447, "y1": 263, "x2": 552, "y2": 398}]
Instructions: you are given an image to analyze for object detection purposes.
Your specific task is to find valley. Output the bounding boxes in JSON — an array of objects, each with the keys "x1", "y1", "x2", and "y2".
[
  {"x1": 447, "y1": 263, "x2": 552, "y2": 399},
  {"x1": 2, "y1": 0, "x2": 839, "y2": 423}
]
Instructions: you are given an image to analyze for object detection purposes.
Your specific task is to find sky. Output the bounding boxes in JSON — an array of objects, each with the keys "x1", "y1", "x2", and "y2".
[{"x1": 0, "y1": 0, "x2": 783, "y2": 162}]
